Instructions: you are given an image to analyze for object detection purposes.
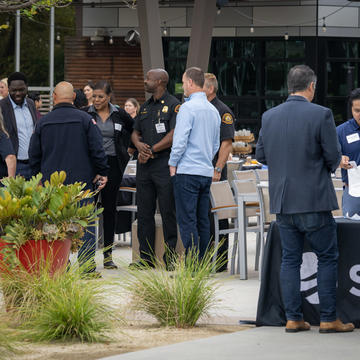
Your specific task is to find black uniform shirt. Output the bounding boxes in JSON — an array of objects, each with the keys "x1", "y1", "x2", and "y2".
[
  {"x1": 134, "y1": 91, "x2": 180, "y2": 153},
  {"x1": 0, "y1": 132, "x2": 15, "y2": 178},
  {"x1": 211, "y1": 96, "x2": 235, "y2": 179}
]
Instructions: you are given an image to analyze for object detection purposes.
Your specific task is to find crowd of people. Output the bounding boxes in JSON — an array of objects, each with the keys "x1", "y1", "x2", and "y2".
[
  {"x1": 0, "y1": 67, "x2": 235, "y2": 277},
  {"x1": 0, "y1": 64, "x2": 358, "y2": 333}
]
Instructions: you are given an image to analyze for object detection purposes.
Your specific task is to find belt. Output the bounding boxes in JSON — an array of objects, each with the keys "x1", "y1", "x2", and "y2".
[{"x1": 17, "y1": 159, "x2": 29, "y2": 164}]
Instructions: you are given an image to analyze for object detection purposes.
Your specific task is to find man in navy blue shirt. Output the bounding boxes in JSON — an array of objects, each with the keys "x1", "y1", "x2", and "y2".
[
  {"x1": 336, "y1": 88, "x2": 360, "y2": 217},
  {"x1": 29, "y1": 81, "x2": 108, "y2": 276}
]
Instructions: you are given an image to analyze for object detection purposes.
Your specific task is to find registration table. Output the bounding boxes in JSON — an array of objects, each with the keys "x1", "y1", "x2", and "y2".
[{"x1": 256, "y1": 218, "x2": 360, "y2": 328}]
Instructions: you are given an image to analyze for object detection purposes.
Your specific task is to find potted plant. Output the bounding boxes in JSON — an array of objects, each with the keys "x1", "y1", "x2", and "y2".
[{"x1": 0, "y1": 171, "x2": 101, "y2": 275}]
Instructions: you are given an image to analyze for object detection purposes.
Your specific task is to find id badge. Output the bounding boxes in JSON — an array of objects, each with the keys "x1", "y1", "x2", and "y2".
[
  {"x1": 346, "y1": 133, "x2": 360, "y2": 144},
  {"x1": 114, "y1": 123, "x2": 122, "y2": 131},
  {"x1": 155, "y1": 122, "x2": 166, "y2": 133}
]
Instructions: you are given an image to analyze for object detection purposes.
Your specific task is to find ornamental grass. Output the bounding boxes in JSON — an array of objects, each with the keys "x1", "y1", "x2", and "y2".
[
  {"x1": 123, "y1": 246, "x2": 224, "y2": 328},
  {"x1": 0, "y1": 260, "x2": 119, "y2": 343}
]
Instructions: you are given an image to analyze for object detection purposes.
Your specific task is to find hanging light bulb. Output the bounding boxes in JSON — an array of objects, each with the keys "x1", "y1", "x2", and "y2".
[
  {"x1": 322, "y1": 17, "x2": 327, "y2": 32},
  {"x1": 56, "y1": 32, "x2": 61, "y2": 42},
  {"x1": 284, "y1": 32, "x2": 289, "y2": 41},
  {"x1": 162, "y1": 22, "x2": 168, "y2": 36},
  {"x1": 250, "y1": 23, "x2": 254, "y2": 33},
  {"x1": 109, "y1": 35, "x2": 114, "y2": 45},
  {"x1": 217, "y1": 6, "x2": 221, "y2": 15}
]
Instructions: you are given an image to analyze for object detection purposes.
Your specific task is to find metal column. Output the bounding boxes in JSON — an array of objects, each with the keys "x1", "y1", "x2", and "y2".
[
  {"x1": 186, "y1": 0, "x2": 217, "y2": 72},
  {"x1": 15, "y1": 10, "x2": 20, "y2": 71},
  {"x1": 137, "y1": 0, "x2": 164, "y2": 77},
  {"x1": 49, "y1": 7, "x2": 55, "y2": 94}
]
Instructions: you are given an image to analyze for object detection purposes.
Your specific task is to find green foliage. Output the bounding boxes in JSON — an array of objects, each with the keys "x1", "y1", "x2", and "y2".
[
  {"x1": 124, "y1": 249, "x2": 221, "y2": 328},
  {"x1": 0, "y1": 322, "x2": 17, "y2": 359},
  {"x1": 0, "y1": 5, "x2": 75, "y2": 85},
  {"x1": 0, "y1": 171, "x2": 102, "y2": 250},
  {"x1": 1, "y1": 260, "x2": 117, "y2": 343}
]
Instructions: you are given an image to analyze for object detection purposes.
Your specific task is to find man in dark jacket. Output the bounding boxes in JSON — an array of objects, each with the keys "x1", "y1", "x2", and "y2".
[
  {"x1": 29, "y1": 81, "x2": 109, "y2": 275},
  {"x1": 256, "y1": 65, "x2": 353, "y2": 334},
  {"x1": 0, "y1": 72, "x2": 37, "y2": 179}
]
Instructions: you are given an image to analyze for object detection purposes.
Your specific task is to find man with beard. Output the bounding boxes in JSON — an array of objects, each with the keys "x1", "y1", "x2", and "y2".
[{"x1": 131, "y1": 69, "x2": 180, "y2": 268}]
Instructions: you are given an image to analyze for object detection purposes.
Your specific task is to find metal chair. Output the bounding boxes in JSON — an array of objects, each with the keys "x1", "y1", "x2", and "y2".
[{"x1": 116, "y1": 186, "x2": 137, "y2": 245}]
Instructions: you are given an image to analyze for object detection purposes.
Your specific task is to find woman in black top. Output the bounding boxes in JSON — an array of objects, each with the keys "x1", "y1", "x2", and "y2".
[{"x1": 87, "y1": 80, "x2": 133, "y2": 269}]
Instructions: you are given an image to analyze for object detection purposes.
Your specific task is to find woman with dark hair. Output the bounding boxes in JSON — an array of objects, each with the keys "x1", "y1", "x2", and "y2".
[
  {"x1": 74, "y1": 89, "x2": 88, "y2": 109},
  {"x1": 83, "y1": 81, "x2": 94, "y2": 106},
  {"x1": 87, "y1": 80, "x2": 133, "y2": 268}
]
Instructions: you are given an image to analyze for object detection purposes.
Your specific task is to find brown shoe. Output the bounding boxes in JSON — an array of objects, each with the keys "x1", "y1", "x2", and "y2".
[
  {"x1": 285, "y1": 320, "x2": 311, "y2": 333},
  {"x1": 319, "y1": 319, "x2": 355, "y2": 333}
]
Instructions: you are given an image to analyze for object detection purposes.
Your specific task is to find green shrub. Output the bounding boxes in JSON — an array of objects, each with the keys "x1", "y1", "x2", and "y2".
[
  {"x1": 0, "y1": 322, "x2": 17, "y2": 359},
  {"x1": 123, "y1": 248, "x2": 222, "y2": 328},
  {"x1": 1, "y1": 261, "x2": 118, "y2": 343}
]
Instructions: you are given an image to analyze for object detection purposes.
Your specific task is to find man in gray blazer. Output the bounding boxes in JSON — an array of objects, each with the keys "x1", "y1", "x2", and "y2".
[{"x1": 256, "y1": 65, "x2": 354, "y2": 334}]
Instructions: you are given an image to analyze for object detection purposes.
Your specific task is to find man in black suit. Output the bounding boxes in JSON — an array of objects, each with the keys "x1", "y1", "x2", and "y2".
[
  {"x1": 0, "y1": 72, "x2": 37, "y2": 179},
  {"x1": 256, "y1": 65, "x2": 354, "y2": 334}
]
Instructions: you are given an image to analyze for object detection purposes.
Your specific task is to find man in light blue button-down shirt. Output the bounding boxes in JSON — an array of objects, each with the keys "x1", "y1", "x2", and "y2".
[{"x1": 169, "y1": 67, "x2": 220, "y2": 258}]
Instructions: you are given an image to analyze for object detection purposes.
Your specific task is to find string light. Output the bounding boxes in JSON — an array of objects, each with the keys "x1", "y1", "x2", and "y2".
[
  {"x1": 217, "y1": 6, "x2": 221, "y2": 15},
  {"x1": 322, "y1": 17, "x2": 327, "y2": 32},
  {"x1": 162, "y1": 21, "x2": 168, "y2": 36},
  {"x1": 250, "y1": 23, "x2": 254, "y2": 33},
  {"x1": 284, "y1": 32, "x2": 289, "y2": 41},
  {"x1": 109, "y1": 35, "x2": 113, "y2": 45}
]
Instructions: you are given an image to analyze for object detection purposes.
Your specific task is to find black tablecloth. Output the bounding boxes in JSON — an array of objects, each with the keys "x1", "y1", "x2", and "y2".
[
  {"x1": 115, "y1": 175, "x2": 136, "y2": 234},
  {"x1": 256, "y1": 218, "x2": 360, "y2": 328}
]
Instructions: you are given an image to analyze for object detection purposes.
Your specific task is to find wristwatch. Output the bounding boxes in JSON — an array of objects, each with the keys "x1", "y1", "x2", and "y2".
[{"x1": 215, "y1": 167, "x2": 222, "y2": 173}]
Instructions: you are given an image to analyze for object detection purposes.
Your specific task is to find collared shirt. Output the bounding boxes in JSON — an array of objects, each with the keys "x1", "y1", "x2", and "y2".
[
  {"x1": 134, "y1": 91, "x2": 180, "y2": 152},
  {"x1": 89, "y1": 103, "x2": 118, "y2": 156},
  {"x1": 9, "y1": 96, "x2": 34, "y2": 160},
  {"x1": 169, "y1": 91, "x2": 220, "y2": 177},
  {"x1": 211, "y1": 96, "x2": 235, "y2": 179},
  {"x1": 337, "y1": 118, "x2": 360, "y2": 184}
]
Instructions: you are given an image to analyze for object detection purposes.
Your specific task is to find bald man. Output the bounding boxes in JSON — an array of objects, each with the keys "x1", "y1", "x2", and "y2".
[
  {"x1": 29, "y1": 81, "x2": 109, "y2": 276},
  {"x1": 131, "y1": 69, "x2": 180, "y2": 269}
]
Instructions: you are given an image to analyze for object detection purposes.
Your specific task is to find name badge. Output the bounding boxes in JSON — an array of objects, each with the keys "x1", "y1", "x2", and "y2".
[
  {"x1": 114, "y1": 123, "x2": 122, "y2": 131},
  {"x1": 155, "y1": 123, "x2": 166, "y2": 134},
  {"x1": 346, "y1": 133, "x2": 360, "y2": 144}
]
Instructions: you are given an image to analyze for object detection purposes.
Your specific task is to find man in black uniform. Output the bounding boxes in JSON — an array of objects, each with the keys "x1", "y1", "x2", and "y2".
[
  {"x1": 29, "y1": 81, "x2": 109, "y2": 275},
  {"x1": 131, "y1": 69, "x2": 180, "y2": 268},
  {"x1": 204, "y1": 73, "x2": 235, "y2": 271}
]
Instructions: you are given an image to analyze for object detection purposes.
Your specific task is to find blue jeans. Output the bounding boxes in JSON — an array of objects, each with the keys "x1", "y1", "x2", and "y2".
[
  {"x1": 172, "y1": 174, "x2": 212, "y2": 258},
  {"x1": 276, "y1": 212, "x2": 338, "y2": 322}
]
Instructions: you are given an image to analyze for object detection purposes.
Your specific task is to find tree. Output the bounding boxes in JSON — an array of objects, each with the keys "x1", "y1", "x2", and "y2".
[{"x1": 0, "y1": 1, "x2": 71, "y2": 13}]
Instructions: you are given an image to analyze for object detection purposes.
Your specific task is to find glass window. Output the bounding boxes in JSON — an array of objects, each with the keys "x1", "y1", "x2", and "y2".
[
  {"x1": 264, "y1": 99, "x2": 284, "y2": 111},
  {"x1": 211, "y1": 39, "x2": 257, "y2": 59},
  {"x1": 266, "y1": 40, "x2": 305, "y2": 59},
  {"x1": 236, "y1": 100, "x2": 259, "y2": 119},
  {"x1": 327, "y1": 41, "x2": 358, "y2": 59},
  {"x1": 212, "y1": 60, "x2": 257, "y2": 96},
  {"x1": 327, "y1": 62, "x2": 358, "y2": 97},
  {"x1": 325, "y1": 99, "x2": 348, "y2": 125},
  {"x1": 165, "y1": 59, "x2": 186, "y2": 95},
  {"x1": 265, "y1": 62, "x2": 296, "y2": 96},
  {"x1": 164, "y1": 39, "x2": 189, "y2": 59}
]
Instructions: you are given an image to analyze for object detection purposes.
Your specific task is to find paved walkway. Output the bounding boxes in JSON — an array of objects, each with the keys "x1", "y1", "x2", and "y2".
[
  {"x1": 101, "y1": 326, "x2": 360, "y2": 360},
  {"x1": 90, "y1": 234, "x2": 359, "y2": 360}
]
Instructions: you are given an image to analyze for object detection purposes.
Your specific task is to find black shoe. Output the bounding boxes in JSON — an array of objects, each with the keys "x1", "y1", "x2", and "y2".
[{"x1": 104, "y1": 260, "x2": 118, "y2": 270}]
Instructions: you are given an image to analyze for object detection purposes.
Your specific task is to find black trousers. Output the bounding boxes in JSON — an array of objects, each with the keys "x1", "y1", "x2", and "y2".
[
  {"x1": 100, "y1": 155, "x2": 123, "y2": 259},
  {"x1": 136, "y1": 155, "x2": 177, "y2": 264}
]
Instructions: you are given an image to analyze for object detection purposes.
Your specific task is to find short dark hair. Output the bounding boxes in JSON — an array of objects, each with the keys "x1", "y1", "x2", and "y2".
[
  {"x1": 8, "y1": 72, "x2": 28, "y2": 87},
  {"x1": 349, "y1": 88, "x2": 360, "y2": 107},
  {"x1": 185, "y1": 67, "x2": 204, "y2": 88},
  {"x1": 84, "y1": 81, "x2": 95, "y2": 90},
  {"x1": 287, "y1": 65, "x2": 316, "y2": 94},
  {"x1": 94, "y1": 80, "x2": 112, "y2": 96},
  {"x1": 74, "y1": 89, "x2": 88, "y2": 109},
  {"x1": 28, "y1": 91, "x2": 40, "y2": 102}
]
